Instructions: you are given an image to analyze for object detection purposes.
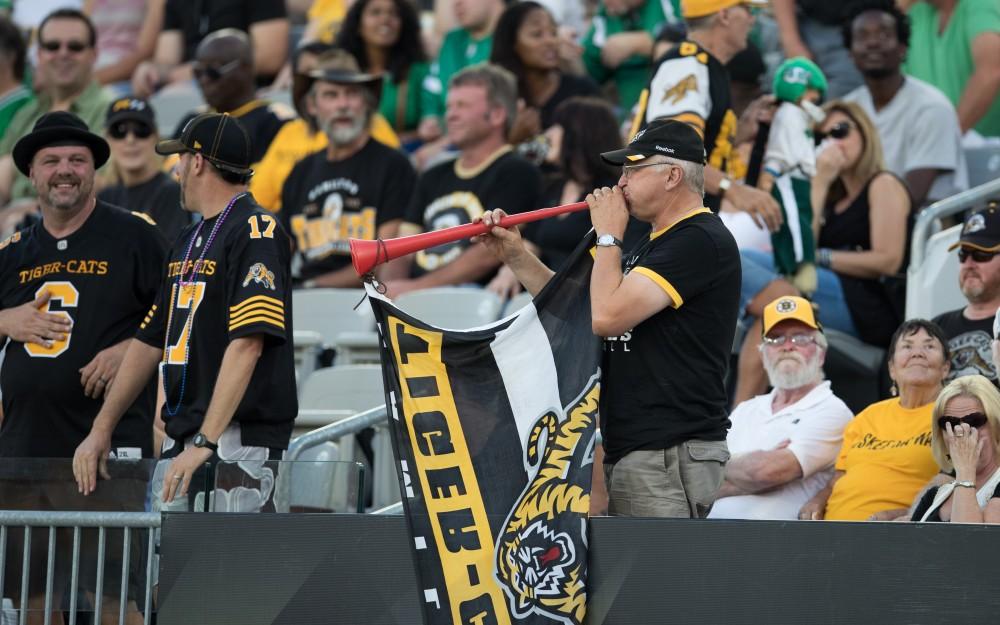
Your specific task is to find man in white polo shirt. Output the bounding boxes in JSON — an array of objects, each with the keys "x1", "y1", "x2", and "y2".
[{"x1": 709, "y1": 296, "x2": 852, "y2": 520}]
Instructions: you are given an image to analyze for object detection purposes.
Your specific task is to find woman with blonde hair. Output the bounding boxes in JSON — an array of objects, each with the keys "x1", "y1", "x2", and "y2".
[
  {"x1": 909, "y1": 375, "x2": 1000, "y2": 523},
  {"x1": 735, "y1": 100, "x2": 913, "y2": 401}
]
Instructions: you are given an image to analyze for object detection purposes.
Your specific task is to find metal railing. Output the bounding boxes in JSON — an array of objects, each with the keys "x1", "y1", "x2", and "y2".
[
  {"x1": 910, "y1": 177, "x2": 1000, "y2": 269},
  {"x1": 0, "y1": 511, "x2": 159, "y2": 625}
]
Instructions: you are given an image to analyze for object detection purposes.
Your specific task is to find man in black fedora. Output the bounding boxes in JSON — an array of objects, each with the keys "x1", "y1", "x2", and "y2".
[
  {"x1": 75, "y1": 112, "x2": 297, "y2": 515},
  {"x1": 477, "y1": 119, "x2": 741, "y2": 518},
  {"x1": 0, "y1": 110, "x2": 167, "y2": 621},
  {"x1": 280, "y1": 48, "x2": 417, "y2": 287}
]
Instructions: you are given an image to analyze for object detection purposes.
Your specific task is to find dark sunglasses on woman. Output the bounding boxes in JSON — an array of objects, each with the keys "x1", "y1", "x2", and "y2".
[
  {"x1": 957, "y1": 248, "x2": 999, "y2": 264},
  {"x1": 938, "y1": 413, "x2": 989, "y2": 430},
  {"x1": 108, "y1": 121, "x2": 154, "y2": 140},
  {"x1": 814, "y1": 121, "x2": 852, "y2": 145}
]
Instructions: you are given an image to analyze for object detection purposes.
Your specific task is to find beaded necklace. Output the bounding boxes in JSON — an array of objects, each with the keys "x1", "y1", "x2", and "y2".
[{"x1": 160, "y1": 192, "x2": 246, "y2": 416}]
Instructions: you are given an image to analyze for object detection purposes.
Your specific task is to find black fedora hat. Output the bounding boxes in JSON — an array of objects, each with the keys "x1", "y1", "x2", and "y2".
[{"x1": 12, "y1": 111, "x2": 110, "y2": 176}]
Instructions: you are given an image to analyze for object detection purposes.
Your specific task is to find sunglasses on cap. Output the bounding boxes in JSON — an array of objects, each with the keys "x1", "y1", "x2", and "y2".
[
  {"x1": 814, "y1": 121, "x2": 852, "y2": 145},
  {"x1": 938, "y1": 413, "x2": 989, "y2": 430},
  {"x1": 958, "y1": 248, "x2": 999, "y2": 263},
  {"x1": 39, "y1": 39, "x2": 89, "y2": 53},
  {"x1": 193, "y1": 59, "x2": 242, "y2": 82},
  {"x1": 108, "y1": 121, "x2": 153, "y2": 140}
]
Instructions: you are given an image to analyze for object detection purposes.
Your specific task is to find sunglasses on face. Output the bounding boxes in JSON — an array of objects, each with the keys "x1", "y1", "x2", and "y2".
[
  {"x1": 814, "y1": 121, "x2": 852, "y2": 145},
  {"x1": 938, "y1": 413, "x2": 989, "y2": 430},
  {"x1": 761, "y1": 333, "x2": 817, "y2": 347},
  {"x1": 39, "y1": 39, "x2": 89, "y2": 53},
  {"x1": 958, "y1": 248, "x2": 999, "y2": 263},
  {"x1": 192, "y1": 59, "x2": 242, "y2": 81},
  {"x1": 108, "y1": 121, "x2": 153, "y2": 140}
]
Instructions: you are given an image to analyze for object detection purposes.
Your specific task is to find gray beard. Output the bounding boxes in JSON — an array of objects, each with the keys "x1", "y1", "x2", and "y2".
[
  {"x1": 764, "y1": 353, "x2": 823, "y2": 390},
  {"x1": 324, "y1": 115, "x2": 367, "y2": 146}
]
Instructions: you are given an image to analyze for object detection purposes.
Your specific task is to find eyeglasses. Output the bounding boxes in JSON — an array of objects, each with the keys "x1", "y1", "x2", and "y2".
[
  {"x1": 621, "y1": 161, "x2": 671, "y2": 179},
  {"x1": 814, "y1": 121, "x2": 852, "y2": 145},
  {"x1": 938, "y1": 413, "x2": 989, "y2": 430},
  {"x1": 108, "y1": 121, "x2": 153, "y2": 140},
  {"x1": 958, "y1": 248, "x2": 999, "y2": 263},
  {"x1": 39, "y1": 39, "x2": 89, "y2": 53},
  {"x1": 761, "y1": 333, "x2": 817, "y2": 347},
  {"x1": 192, "y1": 59, "x2": 242, "y2": 81}
]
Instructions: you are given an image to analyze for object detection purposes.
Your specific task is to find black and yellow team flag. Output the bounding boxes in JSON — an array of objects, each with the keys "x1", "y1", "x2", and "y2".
[{"x1": 366, "y1": 237, "x2": 601, "y2": 625}]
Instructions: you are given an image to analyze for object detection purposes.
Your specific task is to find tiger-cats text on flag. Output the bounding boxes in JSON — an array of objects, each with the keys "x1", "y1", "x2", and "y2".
[{"x1": 367, "y1": 236, "x2": 601, "y2": 625}]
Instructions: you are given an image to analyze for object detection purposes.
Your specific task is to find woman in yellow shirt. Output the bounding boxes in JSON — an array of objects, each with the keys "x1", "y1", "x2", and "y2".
[{"x1": 799, "y1": 319, "x2": 951, "y2": 521}]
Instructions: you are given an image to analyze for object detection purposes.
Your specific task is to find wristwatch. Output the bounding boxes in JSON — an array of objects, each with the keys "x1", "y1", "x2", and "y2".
[
  {"x1": 718, "y1": 176, "x2": 733, "y2": 198},
  {"x1": 595, "y1": 234, "x2": 624, "y2": 248},
  {"x1": 192, "y1": 432, "x2": 219, "y2": 452}
]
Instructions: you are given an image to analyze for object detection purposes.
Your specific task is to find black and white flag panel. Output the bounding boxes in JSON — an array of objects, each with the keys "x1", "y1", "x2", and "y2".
[{"x1": 367, "y1": 236, "x2": 601, "y2": 625}]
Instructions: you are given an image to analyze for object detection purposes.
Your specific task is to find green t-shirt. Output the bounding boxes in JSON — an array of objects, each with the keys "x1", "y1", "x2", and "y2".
[
  {"x1": 582, "y1": 0, "x2": 680, "y2": 117},
  {"x1": 904, "y1": 0, "x2": 1000, "y2": 137},
  {"x1": 381, "y1": 61, "x2": 431, "y2": 133},
  {"x1": 421, "y1": 29, "x2": 493, "y2": 120},
  {"x1": 0, "y1": 86, "x2": 32, "y2": 139},
  {"x1": 0, "y1": 81, "x2": 110, "y2": 202}
]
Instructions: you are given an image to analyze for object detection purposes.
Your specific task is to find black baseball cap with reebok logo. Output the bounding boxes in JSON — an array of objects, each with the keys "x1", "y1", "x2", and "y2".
[
  {"x1": 948, "y1": 205, "x2": 1000, "y2": 252},
  {"x1": 601, "y1": 119, "x2": 706, "y2": 166},
  {"x1": 106, "y1": 96, "x2": 156, "y2": 128},
  {"x1": 155, "y1": 112, "x2": 254, "y2": 177}
]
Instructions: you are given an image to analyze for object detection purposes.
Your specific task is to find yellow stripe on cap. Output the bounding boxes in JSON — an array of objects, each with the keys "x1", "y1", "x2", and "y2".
[{"x1": 626, "y1": 154, "x2": 647, "y2": 161}]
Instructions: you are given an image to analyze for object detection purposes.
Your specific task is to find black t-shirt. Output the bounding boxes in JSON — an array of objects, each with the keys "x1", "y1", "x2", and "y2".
[
  {"x1": 932, "y1": 308, "x2": 998, "y2": 383},
  {"x1": 405, "y1": 149, "x2": 542, "y2": 279},
  {"x1": 797, "y1": 0, "x2": 869, "y2": 25},
  {"x1": 136, "y1": 194, "x2": 297, "y2": 449},
  {"x1": 0, "y1": 202, "x2": 167, "y2": 458},
  {"x1": 98, "y1": 172, "x2": 189, "y2": 244},
  {"x1": 911, "y1": 481, "x2": 1000, "y2": 522},
  {"x1": 524, "y1": 174, "x2": 649, "y2": 270},
  {"x1": 280, "y1": 140, "x2": 415, "y2": 281},
  {"x1": 173, "y1": 100, "x2": 295, "y2": 165},
  {"x1": 539, "y1": 73, "x2": 600, "y2": 130},
  {"x1": 601, "y1": 209, "x2": 741, "y2": 464},
  {"x1": 163, "y1": 0, "x2": 287, "y2": 66}
]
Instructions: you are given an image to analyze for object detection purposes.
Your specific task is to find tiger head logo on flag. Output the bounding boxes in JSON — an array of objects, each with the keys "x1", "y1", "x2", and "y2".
[{"x1": 495, "y1": 376, "x2": 599, "y2": 625}]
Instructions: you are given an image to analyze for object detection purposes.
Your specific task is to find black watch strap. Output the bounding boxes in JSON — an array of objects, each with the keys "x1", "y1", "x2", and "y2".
[{"x1": 193, "y1": 432, "x2": 219, "y2": 452}]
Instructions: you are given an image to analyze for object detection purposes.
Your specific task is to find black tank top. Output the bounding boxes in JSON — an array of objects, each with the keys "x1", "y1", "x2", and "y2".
[{"x1": 818, "y1": 172, "x2": 911, "y2": 347}]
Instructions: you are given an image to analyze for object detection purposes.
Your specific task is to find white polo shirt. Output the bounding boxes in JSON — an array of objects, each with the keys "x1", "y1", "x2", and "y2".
[{"x1": 709, "y1": 381, "x2": 853, "y2": 520}]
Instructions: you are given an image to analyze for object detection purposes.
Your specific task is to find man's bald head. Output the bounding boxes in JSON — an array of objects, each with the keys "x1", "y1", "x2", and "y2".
[
  {"x1": 194, "y1": 29, "x2": 255, "y2": 111},
  {"x1": 196, "y1": 28, "x2": 253, "y2": 66}
]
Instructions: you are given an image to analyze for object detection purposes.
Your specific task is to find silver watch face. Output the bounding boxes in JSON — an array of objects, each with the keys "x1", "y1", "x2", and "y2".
[{"x1": 596, "y1": 234, "x2": 618, "y2": 246}]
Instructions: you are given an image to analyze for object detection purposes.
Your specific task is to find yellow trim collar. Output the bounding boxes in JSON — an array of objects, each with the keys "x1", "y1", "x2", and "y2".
[
  {"x1": 650, "y1": 207, "x2": 711, "y2": 240},
  {"x1": 454, "y1": 145, "x2": 512, "y2": 179}
]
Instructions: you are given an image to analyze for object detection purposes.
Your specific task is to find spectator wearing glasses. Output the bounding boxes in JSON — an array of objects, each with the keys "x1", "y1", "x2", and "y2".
[
  {"x1": 0, "y1": 9, "x2": 111, "y2": 231},
  {"x1": 842, "y1": 0, "x2": 967, "y2": 208},
  {"x1": 734, "y1": 101, "x2": 912, "y2": 403},
  {"x1": 710, "y1": 296, "x2": 852, "y2": 520},
  {"x1": 171, "y1": 29, "x2": 294, "y2": 166},
  {"x1": 908, "y1": 375, "x2": 1000, "y2": 523},
  {"x1": 98, "y1": 96, "x2": 187, "y2": 242},
  {"x1": 932, "y1": 206, "x2": 1000, "y2": 386},
  {"x1": 800, "y1": 319, "x2": 950, "y2": 521}
]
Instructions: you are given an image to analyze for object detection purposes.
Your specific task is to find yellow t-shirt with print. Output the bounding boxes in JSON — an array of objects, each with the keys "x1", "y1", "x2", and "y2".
[
  {"x1": 825, "y1": 398, "x2": 939, "y2": 521},
  {"x1": 249, "y1": 114, "x2": 400, "y2": 213}
]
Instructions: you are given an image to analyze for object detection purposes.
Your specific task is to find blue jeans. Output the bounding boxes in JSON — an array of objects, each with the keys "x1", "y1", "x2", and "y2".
[{"x1": 740, "y1": 248, "x2": 860, "y2": 337}]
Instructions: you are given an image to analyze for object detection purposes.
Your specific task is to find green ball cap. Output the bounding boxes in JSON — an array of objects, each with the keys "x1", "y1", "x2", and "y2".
[{"x1": 772, "y1": 57, "x2": 829, "y2": 104}]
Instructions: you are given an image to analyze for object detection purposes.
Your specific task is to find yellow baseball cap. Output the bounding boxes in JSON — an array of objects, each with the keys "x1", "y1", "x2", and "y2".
[
  {"x1": 762, "y1": 296, "x2": 821, "y2": 336},
  {"x1": 682, "y1": 0, "x2": 769, "y2": 19}
]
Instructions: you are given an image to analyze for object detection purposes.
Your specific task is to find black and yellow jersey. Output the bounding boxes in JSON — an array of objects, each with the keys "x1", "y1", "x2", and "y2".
[
  {"x1": 631, "y1": 40, "x2": 740, "y2": 211},
  {"x1": 173, "y1": 99, "x2": 296, "y2": 165},
  {"x1": 0, "y1": 202, "x2": 168, "y2": 457},
  {"x1": 136, "y1": 194, "x2": 297, "y2": 449}
]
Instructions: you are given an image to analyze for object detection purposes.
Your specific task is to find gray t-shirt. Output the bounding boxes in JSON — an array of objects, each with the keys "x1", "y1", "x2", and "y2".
[{"x1": 844, "y1": 76, "x2": 967, "y2": 202}]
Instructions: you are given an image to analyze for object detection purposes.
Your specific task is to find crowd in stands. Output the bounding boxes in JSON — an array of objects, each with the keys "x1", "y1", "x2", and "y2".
[{"x1": 0, "y1": 0, "x2": 999, "y2": 532}]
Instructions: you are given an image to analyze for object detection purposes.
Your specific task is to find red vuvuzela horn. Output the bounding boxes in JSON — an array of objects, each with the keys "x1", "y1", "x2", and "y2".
[{"x1": 349, "y1": 201, "x2": 588, "y2": 276}]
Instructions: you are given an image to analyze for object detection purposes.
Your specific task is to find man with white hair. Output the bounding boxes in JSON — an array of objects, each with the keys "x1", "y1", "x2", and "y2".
[{"x1": 709, "y1": 295, "x2": 853, "y2": 520}]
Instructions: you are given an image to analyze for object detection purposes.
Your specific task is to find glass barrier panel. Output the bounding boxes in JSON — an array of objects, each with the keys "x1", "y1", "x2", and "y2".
[{"x1": 212, "y1": 459, "x2": 365, "y2": 513}]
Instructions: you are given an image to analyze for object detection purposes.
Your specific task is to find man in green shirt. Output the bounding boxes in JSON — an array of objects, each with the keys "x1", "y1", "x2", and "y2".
[
  {"x1": 582, "y1": 0, "x2": 682, "y2": 117},
  {"x1": 904, "y1": 0, "x2": 1000, "y2": 138},
  {"x1": 0, "y1": 9, "x2": 110, "y2": 231},
  {"x1": 0, "y1": 15, "x2": 31, "y2": 139}
]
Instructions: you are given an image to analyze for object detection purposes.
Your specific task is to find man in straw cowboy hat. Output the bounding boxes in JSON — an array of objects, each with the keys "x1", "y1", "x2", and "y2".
[{"x1": 280, "y1": 48, "x2": 418, "y2": 288}]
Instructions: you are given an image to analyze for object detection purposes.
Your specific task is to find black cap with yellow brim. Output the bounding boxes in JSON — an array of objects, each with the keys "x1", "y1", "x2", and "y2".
[{"x1": 601, "y1": 119, "x2": 707, "y2": 166}]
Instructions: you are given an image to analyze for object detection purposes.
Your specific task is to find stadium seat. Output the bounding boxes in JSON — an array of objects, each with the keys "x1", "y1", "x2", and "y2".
[
  {"x1": 395, "y1": 287, "x2": 504, "y2": 329},
  {"x1": 292, "y1": 288, "x2": 377, "y2": 370},
  {"x1": 502, "y1": 291, "x2": 534, "y2": 317},
  {"x1": 824, "y1": 329, "x2": 887, "y2": 414},
  {"x1": 298, "y1": 364, "x2": 386, "y2": 414},
  {"x1": 906, "y1": 223, "x2": 964, "y2": 320},
  {"x1": 965, "y1": 146, "x2": 1000, "y2": 188},
  {"x1": 149, "y1": 86, "x2": 205, "y2": 137}
]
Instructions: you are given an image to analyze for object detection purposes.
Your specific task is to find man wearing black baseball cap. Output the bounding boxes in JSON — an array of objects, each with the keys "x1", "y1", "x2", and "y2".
[
  {"x1": 75, "y1": 112, "x2": 298, "y2": 515},
  {"x1": 477, "y1": 118, "x2": 742, "y2": 518},
  {"x1": 98, "y1": 96, "x2": 188, "y2": 241},
  {"x1": 932, "y1": 206, "x2": 1000, "y2": 385}
]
